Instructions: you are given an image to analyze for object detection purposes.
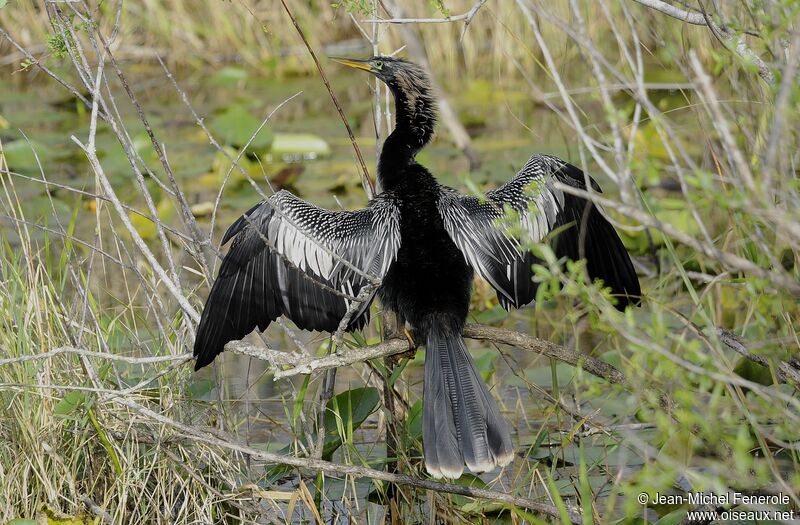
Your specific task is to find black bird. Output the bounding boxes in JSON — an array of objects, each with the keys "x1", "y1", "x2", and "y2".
[{"x1": 193, "y1": 57, "x2": 640, "y2": 479}]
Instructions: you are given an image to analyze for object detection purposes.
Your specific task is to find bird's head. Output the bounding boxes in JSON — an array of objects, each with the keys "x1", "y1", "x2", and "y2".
[
  {"x1": 331, "y1": 56, "x2": 428, "y2": 92},
  {"x1": 332, "y1": 56, "x2": 437, "y2": 151}
]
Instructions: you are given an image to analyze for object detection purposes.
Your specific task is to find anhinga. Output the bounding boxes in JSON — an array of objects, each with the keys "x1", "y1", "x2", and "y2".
[{"x1": 193, "y1": 57, "x2": 640, "y2": 479}]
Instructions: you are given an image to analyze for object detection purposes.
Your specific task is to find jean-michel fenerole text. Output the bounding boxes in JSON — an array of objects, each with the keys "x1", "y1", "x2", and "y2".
[{"x1": 649, "y1": 491, "x2": 790, "y2": 506}]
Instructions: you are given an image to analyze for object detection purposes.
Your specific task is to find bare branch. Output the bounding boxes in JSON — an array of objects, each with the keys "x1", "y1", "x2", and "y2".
[
  {"x1": 379, "y1": 0, "x2": 483, "y2": 170},
  {"x1": 111, "y1": 396, "x2": 581, "y2": 522},
  {"x1": 631, "y1": 0, "x2": 705, "y2": 24},
  {"x1": 463, "y1": 324, "x2": 627, "y2": 384},
  {"x1": 631, "y1": 0, "x2": 774, "y2": 83},
  {"x1": 717, "y1": 330, "x2": 800, "y2": 387},
  {"x1": 0, "y1": 26, "x2": 106, "y2": 119},
  {"x1": 70, "y1": 135, "x2": 201, "y2": 323},
  {"x1": 226, "y1": 323, "x2": 627, "y2": 385},
  {"x1": 92, "y1": 26, "x2": 214, "y2": 281},
  {"x1": 365, "y1": 0, "x2": 488, "y2": 25},
  {"x1": 0, "y1": 347, "x2": 192, "y2": 366}
]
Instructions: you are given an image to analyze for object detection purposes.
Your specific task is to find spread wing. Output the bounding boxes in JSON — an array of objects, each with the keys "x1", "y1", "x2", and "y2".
[
  {"x1": 438, "y1": 154, "x2": 640, "y2": 310},
  {"x1": 194, "y1": 190, "x2": 401, "y2": 370}
]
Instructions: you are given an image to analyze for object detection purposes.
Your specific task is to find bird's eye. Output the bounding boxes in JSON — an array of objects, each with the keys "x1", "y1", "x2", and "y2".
[{"x1": 374, "y1": 60, "x2": 383, "y2": 70}]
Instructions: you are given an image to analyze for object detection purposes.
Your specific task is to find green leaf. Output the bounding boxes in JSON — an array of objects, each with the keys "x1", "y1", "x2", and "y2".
[
  {"x1": 578, "y1": 442, "x2": 594, "y2": 525},
  {"x1": 322, "y1": 387, "x2": 380, "y2": 458},
  {"x1": 517, "y1": 363, "x2": 575, "y2": 390},
  {"x1": 453, "y1": 474, "x2": 500, "y2": 511},
  {"x1": 452, "y1": 472, "x2": 487, "y2": 489},
  {"x1": 209, "y1": 105, "x2": 274, "y2": 151},
  {"x1": 0, "y1": 1, "x2": 8, "y2": 9},
  {"x1": 733, "y1": 357, "x2": 774, "y2": 386},
  {"x1": 292, "y1": 375, "x2": 311, "y2": 429},
  {"x1": 187, "y1": 378, "x2": 214, "y2": 399},
  {"x1": 599, "y1": 350, "x2": 622, "y2": 369},
  {"x1": 1, "y1": 139, "x2": 54, "y2": 172},
  {"x1": 404, "y1": 399, "x2": 423, "y2": 442},
  {"x1": 54, "y1": 391, "x2": 85, "y2": 417},
  {"x1": 6, "y1": 520, "x2": 39, "y2": 525},
  {"x1": 508, "y1": 506, "x2": 550, "y2": 524},
  {"x1": 472, "y1": 304, "x2": 508, "y2": 324},
  {"x1": 471, "y1": 348, "x2": 496, "y2": 383}
]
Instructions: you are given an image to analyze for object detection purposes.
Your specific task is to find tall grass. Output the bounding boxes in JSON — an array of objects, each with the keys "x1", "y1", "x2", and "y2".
[
  {"x1": 0, "y1": 163, "x2": 256, "y2": 521},
  {"x1": 0, "y1": 1, "x2": 746, "y2": 80}
]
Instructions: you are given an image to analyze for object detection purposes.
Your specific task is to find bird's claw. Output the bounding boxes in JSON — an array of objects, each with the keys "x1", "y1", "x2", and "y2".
[
  {"x1": 390, "y1": 327, "x2": 418, "y2": 364},
  {"x1": 403, "y1": 327, "x2": 415, "y2": 348}
]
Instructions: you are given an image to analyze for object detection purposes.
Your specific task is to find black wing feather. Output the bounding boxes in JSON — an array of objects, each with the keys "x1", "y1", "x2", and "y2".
[
  {"x1": 194, "y1": 191, "x2": 401, "y2": 370},
  {"x1": 439, "y1": 154, "x2": 640, "y2": 310},
  {"x1": 547, "y1": 160, "x2": 640, "y2": 309}
]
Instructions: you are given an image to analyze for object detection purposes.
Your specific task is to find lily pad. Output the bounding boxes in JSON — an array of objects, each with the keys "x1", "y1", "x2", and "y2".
[
  {"x1": 209, "y1": 105, "x2": 274, "y2": 151},
  {"x1": 267, "y1": 133, "x2": 330, "y2": 161},
  {"x1": 190, "y1": 201, "x2": 215, "y2": 218},
  {"x1": 211, "y1": 66, "x2": 248, "y2": 86},
  {"x1": 1, "y1": 139, "x2": 53, "y2": 172}
]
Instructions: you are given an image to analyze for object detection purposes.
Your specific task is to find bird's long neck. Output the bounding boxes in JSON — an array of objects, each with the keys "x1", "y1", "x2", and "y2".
[{"x1": 378, "y1": 74, "x2": 437, "y2": 191}]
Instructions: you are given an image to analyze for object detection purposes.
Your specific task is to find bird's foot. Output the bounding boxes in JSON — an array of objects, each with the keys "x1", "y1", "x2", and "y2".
[{"x1": 390, "y1": 327, "x2": 418, "y2": 364}]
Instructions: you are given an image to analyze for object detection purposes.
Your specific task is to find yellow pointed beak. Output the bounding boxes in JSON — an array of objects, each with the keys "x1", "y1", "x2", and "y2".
[{"x1": 330, "y1": 57, "x2": 372, "y2": 72}]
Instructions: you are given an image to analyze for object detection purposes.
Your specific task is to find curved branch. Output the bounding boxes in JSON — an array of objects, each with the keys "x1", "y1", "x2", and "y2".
[
  {"x1": 631, "y1": 0, "x2": 705, "y2": 24},
  {"x1": 463, "y1": 324, "x2": 627, "y2": 384},
  {"x1": 226, "y1": 322, "x2": 627, "y2": 384},
  {"x1": 112, "y1": 396, "x2": 581, "y2": 523}
]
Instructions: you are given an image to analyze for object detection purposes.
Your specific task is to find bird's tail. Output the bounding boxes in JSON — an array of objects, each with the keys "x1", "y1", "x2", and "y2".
[{"x1": 423, "y1": 326, "x2": 513, "y2": 479}]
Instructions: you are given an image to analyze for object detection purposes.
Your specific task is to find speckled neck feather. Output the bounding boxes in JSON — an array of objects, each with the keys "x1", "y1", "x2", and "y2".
[{"x1": 377, "y1": 62, "x2": 437, "y2": 190}]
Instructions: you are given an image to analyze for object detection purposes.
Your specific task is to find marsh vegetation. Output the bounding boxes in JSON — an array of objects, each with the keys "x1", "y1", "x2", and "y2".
[{"x1": 0, "y1": 1, "x2": 798, "y2": 523}]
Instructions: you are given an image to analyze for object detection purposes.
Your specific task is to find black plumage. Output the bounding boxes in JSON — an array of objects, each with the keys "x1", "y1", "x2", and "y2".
[
  {"x1": 193, "y1": 191, "x2": 400, "y2": 370},
  {"x1": 193, "y1": 56, "x2": 641, "y2": 478}
]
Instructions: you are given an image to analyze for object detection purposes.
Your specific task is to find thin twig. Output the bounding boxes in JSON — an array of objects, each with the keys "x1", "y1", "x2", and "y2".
[
  {"x1": 716, "y1": 329, "x2": 800, "y2": 387},
  {"x1": 364, "y1": 0, "x2": 488, "y2": 25},
  {"x1": 0, "y1": 347, "x2": 192, "y2": 366},
  {"x1": 278, "y1": 0, "x2": 376, "y2": 198},
  {"x1": 93, "y1": 28, "x2": 214, "y2": 282}
]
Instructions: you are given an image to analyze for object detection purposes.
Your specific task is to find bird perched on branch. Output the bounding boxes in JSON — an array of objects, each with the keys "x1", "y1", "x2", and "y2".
[{"x1": 193, "y1": 56, "x2": 640, "y2": 479}]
